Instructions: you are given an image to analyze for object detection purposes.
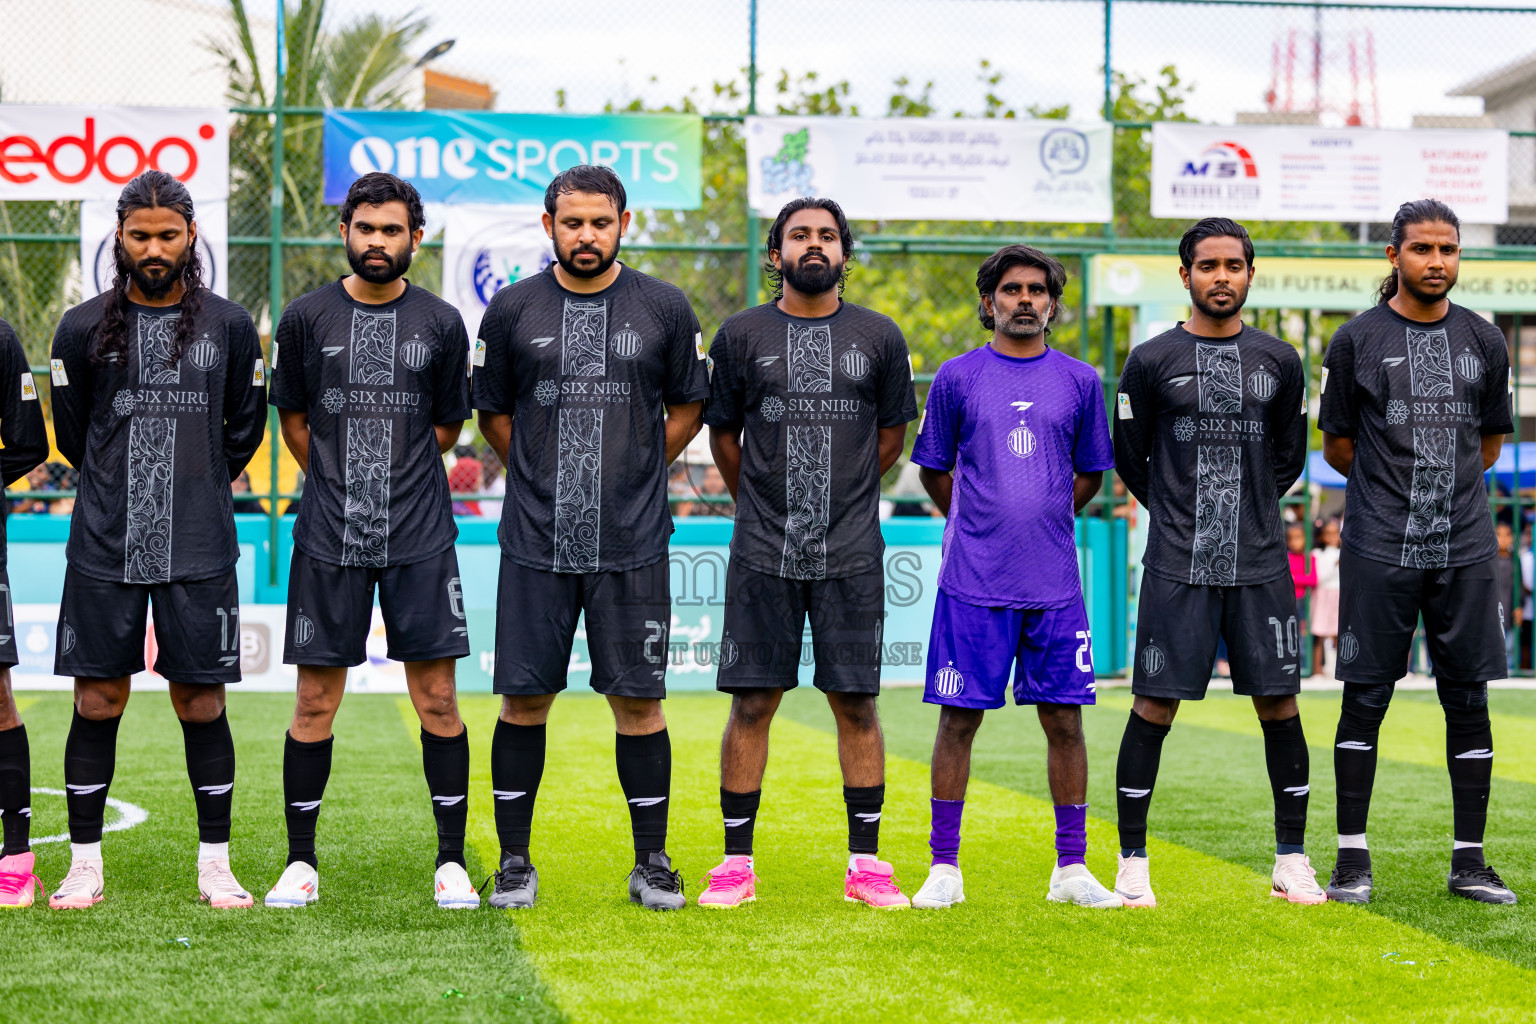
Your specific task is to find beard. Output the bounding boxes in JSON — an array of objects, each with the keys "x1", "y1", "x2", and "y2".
[
  {"x1": 126, "y1": 246, "x2": 190, "y2": 300},
  {"x1": 346, "y1": 241, "x2": 412, "y2": 284},
  {"x1": 553, "y1": 237, "x2": 618, "y2": 280},
  {"x1": 1191, "y1": 282, "x2": 1247, "y2": 321},
  {"x1": 781, "y1": 253, "x2": 842, "y2": 296},
  {"x1": 997, "y1": 304, "x2": 1047, "y2": 339},
  {"x1": 1401, "y1": 271, "x2": 1456, "y2": 305}
]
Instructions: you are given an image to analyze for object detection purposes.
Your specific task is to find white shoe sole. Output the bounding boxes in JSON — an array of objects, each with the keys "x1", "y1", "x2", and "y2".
[
  {"x1": 697, "y1": 894, "x2": 755, "y2": 908},
  {"x1": 437, "y1": 895, "x2": 481, "y2": 908},
  {"x1": 1048, "y1": 892, "x2": 1122, "y2": 909},
  {"x1": 912, "y1": 892, "x2": 964, "y2": 909},
  {"x1": 264, "y1": 894, "x2": 316, "y2": 908}
]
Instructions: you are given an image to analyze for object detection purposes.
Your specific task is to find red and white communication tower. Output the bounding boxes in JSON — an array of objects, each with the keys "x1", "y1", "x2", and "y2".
[{"x1": 1263, "y1": 10, "x2": 1380, "y2": 127}]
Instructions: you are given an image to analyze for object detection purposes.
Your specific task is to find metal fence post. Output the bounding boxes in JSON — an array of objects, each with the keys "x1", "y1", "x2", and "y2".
[
  {"x1": 744, "y1": 0, "x2": 760, "y2": 311},
  {"x1": 267, "y1": 0, "x2": 287, "y2": 587}
]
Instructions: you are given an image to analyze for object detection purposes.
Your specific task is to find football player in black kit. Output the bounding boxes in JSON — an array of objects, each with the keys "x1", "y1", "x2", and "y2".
[
  {"x1": 48, "y1": 170, "x2": 267, "y2": 910},
  {"x1": 474, "y1": 165, "x2": 709, "y2": 910},
  {"x1": 1112, "y1": 218, "x2": 1322, "y2": 908},
  {"x1": 0, "y1": 316, "x2": 55, "y2": 909},
  {"x1": 1320, "y1": 199, "x2": 1517, "y2": 905},
  {"x1": 265, "y1": 173, "x2": 477, "y2": 909}
]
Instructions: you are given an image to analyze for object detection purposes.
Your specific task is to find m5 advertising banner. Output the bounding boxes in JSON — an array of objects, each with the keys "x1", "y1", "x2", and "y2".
[
  {"x1": 1150, "y1": 122, "x2": 1509, "y2": 224},
  {"x1": 0, "y1": 106, "x2": 228, "y2": 201},
  {"x1": 745, "y1": 116, "x2": 1113, "y2": 222},
  {"x1": 323, "y1": 111, "x2": 701, "y2": 208}
]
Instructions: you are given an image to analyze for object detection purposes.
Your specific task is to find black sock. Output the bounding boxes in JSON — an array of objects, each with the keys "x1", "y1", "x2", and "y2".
[
  {"x1": 1440, "y1": 681, "x2": 1492, "y2": 871},
  {"x1": 1116, "y1": 711, "x2": 1170, "y2": 852},
  {"x1": 1260, "y1": 714, "x2": 1309, "y2": 851},
  {"x1": 180, "y1": 710, "x2": 235, "y2": 845},
  {"x1": 616, "y1": 729, "x2": 670, "y2": 865},
  {"x1": 1335, "y1": 682, "x2": 1391, "y2": 863},
  {"x1": 845, "y1": 784, "x2": 884, "y2": 855},
  {"x1": 492, "y1": 719, "x2": 544, "y2": 863},
  {"x1": 722, "y1": 788, "x2": 761, "y2": 856},
  {"x1": 283, "y1": 732, "x2": 332, "y2": 869},
  {"x1": 64, "y1": 710, "x2": 121, "y2": 845},
  {"x1": 0, "y1": 723, "x2": 30, "y2": 856},
  {"x1": 422, "y1": 728, "x2": 470, "y2": 869}
]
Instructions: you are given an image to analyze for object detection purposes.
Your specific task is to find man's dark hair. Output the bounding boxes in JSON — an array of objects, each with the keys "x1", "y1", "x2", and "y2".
[
  {"x1": 1379, "y1": 198, "x2": 1460, "y2": 303},
  {"x1": 764, "y1": 197, "x2": 855, "y2": 299},
  {"x1": 544, "y1": 164, "x2": 627, "y2": 217},
  {"x1": 97, "y1": 169, "x2": 204, "y2": 366},
  {"x1": 1178, "y1": 217, "x2": 1255, "y2": 270},
  {"x1": 975, "y1": 244, "x2": 1067, "y2": 331},
  {"x1": 340, "y1": 171, "x2": 425, "y2": 232}
]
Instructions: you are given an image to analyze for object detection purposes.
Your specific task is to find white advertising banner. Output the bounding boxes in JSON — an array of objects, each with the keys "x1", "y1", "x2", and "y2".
[
  {"x1": 441, "y1": 204, "x2": 553, "y2": 341},
  {"x1": 79, "y1": 198, "x2": 228, "y2": 299},
  {"x1": 0, "y1": 106, "x2": 228, "y2": 201},
  {"x1": 1150, "y1": 122, "x2": 1509, "y2": 224},
  {"x1": 746, "y1": 116, "x2": 1113, "y2": 222}
]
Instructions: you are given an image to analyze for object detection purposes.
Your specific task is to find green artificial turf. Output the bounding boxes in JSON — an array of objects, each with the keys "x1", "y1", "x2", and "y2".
[{"x1": 3, "y1": 687, "x2": 1535, "y2": 1022}]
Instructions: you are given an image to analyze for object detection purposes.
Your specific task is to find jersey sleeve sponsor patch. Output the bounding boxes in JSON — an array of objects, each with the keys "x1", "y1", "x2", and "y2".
[
  {"x1": 1117, "y1": 392, "x2": 1133, "y2": 419},
  {"x1": 20, "y1": 372, "x2": 36, "y2": 400},
  {"x1": 694, "y1": 332, "x2": 706, "y2": 360},
  {"x1": 473, "y1": 336, "x2": 486, "y2": 367},
  {"x1": 49, "y1": 358, "x2": 68, "y2": 386},
  {"x1": 252, "y1": 358, "x2": 265, "y2": 386},
  {"x1": 1320, "y1": 367, "x2": 1329, "y2": 395},
  {"x1": 270, "y1": 340, "x2": 279, "y2": 370}
]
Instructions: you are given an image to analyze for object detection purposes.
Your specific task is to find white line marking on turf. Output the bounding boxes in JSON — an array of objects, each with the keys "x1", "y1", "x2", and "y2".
[{"x1": 27, "y1": 787, "x2": 147, "y2": 846}]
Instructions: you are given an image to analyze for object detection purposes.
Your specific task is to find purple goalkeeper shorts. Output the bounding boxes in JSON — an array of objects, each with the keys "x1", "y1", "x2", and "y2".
[{"x1": 923, "y1": 590, "x2": 1096, "y2": 709}]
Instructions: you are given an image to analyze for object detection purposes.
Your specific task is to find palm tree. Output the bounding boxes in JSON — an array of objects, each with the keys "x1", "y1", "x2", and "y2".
[{"x1": 209, "y1": 0, "x2": 430, "y2": 323}]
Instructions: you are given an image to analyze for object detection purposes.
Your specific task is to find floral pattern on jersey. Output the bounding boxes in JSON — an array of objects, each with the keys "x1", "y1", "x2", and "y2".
[
  {"x1": 780, "y1": 424, "x2": 831, "y2": 579},
  {"x1": 138, "y1": 313, "x2": 182, "y2": 385},
  {"x1": 1190, "y1": 444, "x2": 1241, "y2": 586},
  {"x1": 787, "y1": 324, "x2": 833, "y2": 393},
  {"x1": 1196, "y1": 342, "x2": 1243, "y2": 414},
  {"x1": 124, "y1": 416, "x2": 176, "y2": 583},
  {"x1": 561, "y1": 299, "x2": 607, "y2": 377},
  {"x1": 112, "y1": 389, "x2": 135, "y2": 417},
  {"x1": 760, "y1": 394, "x2": 785, "y2": 422},
  {"x1": 1407, "y1": 327, "x2": 1453, "y2": 398},
  {"x1": 349, "y1": 308, "x2": 396, "y2": 386},
  {"x1": 322, "y1": 387, "x2": 346, "y2": 414},
  {"x1": 535, "y1": 379, "x2": 559, "y2": 406},
  {"x1": 553, "y1": 408, "x2": 603, "y2": 572},
  {"x1": 1172, "y1": 415, "x2": 1196, "y2": 442},
  {"x1": 341, "y1": 417, "x2": 392, "y2": 567},
  {"x1": 1386, "y1": 399, "x2": 1408, "y2": 425},
  {"x1": 1402, "y1": 425, "x2": 1454, "y2": 569}
]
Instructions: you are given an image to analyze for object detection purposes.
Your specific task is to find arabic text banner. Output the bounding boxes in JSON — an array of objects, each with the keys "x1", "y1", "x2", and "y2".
[
  {"x1": 746, "y1": 116, "x2": 1112, "y2": 222},
  {"x1": 1151, "y1": 123, "x2": 1508, "y2": 224},
  {"x1": 323, "y1": 111, "x2": 701, "y2": 208}
]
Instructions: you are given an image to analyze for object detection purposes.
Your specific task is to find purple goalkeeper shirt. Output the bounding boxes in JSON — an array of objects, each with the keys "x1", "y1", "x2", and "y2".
[{"x1": 911, "y1": 344, "x2": 1114, "y2": 609}]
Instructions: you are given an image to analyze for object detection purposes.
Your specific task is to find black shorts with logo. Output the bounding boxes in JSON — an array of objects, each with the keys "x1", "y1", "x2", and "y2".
[
  {"x1": 493, "y1": 555, "x2": 670, "y2": 699},
  {"x1": 1132, "y1": 571, "x2": 1302, "y2": 700},
  {"x1": 0, "y1": 567, "x2": 19, "y2": 670},
  {"x1": 1335, "y1": 546, "x2": 1506, "y2": 685},
  {"x1": 284, "y1": 546, "x2": 470, "y2": 667},
  {"x1": 56, "y1": 565, "x2": 242, "y2": 683},
  {"x1": 716, "y1": 560, "x2": 884, "y2": 695}
]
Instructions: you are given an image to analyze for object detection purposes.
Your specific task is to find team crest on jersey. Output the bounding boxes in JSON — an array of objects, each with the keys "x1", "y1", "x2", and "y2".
[
  {"x1": 933, "y1": 663, "x2": 964, "y2": 698},
  {"x1": 1338, "y1": 631, "x2": 1359, "y2": 663},
  {"x1": 188, "y1": 335, "x2": 221, "y2": 371},
  {"x1": 610, "y1": 324, "x2": 643, "y2": 359},
  {"x1": 399, "y1": 335, "x2": 432, "y2": 371},
  {"x1": 1248, "y1": 368, "x2": 1277, "y2": 402},
  {"x1": 1007, "y1": 401, "x2": 1036, "y2": 458},
  {"x1": 1455, "y1": 351, "x2": 1484, "y2": 382},
  {"x1": 1141, "y1": 643, "x2": 1165, "y2": 676},
  {"x1": 1172, "y1": 415, "x2": 1196, "y2": 442},
  {"x1": 839, "y1": 347, "x2": 870, "y2": 381}
]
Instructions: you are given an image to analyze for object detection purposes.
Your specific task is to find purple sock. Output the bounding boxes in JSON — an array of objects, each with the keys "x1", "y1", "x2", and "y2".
[
  {"x1": 1055, "y1": 803, "x2": 1088, "y2": 867},
  {"x1": 929, "y1": 798, "x2": 963, "y2": 866}
]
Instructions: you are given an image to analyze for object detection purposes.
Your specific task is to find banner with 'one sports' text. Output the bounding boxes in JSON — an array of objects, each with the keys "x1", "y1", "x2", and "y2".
[{"x1": 323, "y1": 111, "x2": 701, "y2": 208}]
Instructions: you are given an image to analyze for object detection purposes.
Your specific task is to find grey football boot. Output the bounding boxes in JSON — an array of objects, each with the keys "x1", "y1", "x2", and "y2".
[
  {"x1": 628, "y1": 851, "x2": 686, "y2": 910},
  {"x1": 486, "y1": 853, "x2": 538, "y2": 909}
]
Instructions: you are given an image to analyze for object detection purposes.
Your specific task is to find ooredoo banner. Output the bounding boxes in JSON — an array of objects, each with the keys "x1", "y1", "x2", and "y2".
[
  {"x1": 323, "y1": 111, "x2": 701, "y2": 208},
  {"x1": 0, "y1": 105, "x2": 228, "y2": 201},
  {"x1": 1150, "y1": 122, "x2": 1509, "y2": 223},
  {"x1": 745, "y1": 116, "x2": 1113, "y2": 222}
]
